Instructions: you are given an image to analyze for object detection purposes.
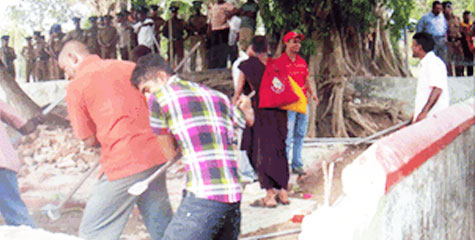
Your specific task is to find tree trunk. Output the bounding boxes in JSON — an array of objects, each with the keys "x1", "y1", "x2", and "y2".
[
  {"x1": 0, "y1": 65, "x2": 42, "y2": 119},
  {"x1": 0, "y1": 64, "x2": 69, "y2": 126},
  {"x1": 307, "y1": 11, "x2": 410, "y2": 138}
]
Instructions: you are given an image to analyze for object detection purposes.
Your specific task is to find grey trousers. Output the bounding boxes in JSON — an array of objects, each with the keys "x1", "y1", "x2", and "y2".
[{"x1": 79, "y1": 164, "x2": 172, "y2": 240}]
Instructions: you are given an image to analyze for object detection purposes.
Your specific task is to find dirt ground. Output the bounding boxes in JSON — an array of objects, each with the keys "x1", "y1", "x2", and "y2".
[{"x1": 240, "y1": 146, "x2": 366, "y2": 240}]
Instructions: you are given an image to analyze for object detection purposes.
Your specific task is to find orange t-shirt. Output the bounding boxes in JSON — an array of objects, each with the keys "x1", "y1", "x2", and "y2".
[{"x1": 66, "y1": 55, "x2": 167, "y2": 180}]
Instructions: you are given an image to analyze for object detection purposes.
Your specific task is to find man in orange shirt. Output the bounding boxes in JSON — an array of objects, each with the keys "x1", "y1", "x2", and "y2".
[{"x1": 58, "y1": 41, "x2": 177, "y2": 240}]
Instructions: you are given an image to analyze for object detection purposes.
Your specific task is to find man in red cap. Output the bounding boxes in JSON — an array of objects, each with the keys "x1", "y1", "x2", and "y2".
[{"x1": 275, "y1": 31, "x2": 318, "y2": 176}]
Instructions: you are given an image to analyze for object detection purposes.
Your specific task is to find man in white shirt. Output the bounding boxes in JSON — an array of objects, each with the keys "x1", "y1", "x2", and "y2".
[
  {"x1": 131, "y1": 7, "x2": 156, "y2": 62},
  {"x1": 411, "y1": 32, "x2": 450, "y2": 124},
  {"x1": 231, "y1": 45, "x2": 253, "y2": 90},
  {"x1": 416, "y1": 1, "x2": 448, "y2": 62}
]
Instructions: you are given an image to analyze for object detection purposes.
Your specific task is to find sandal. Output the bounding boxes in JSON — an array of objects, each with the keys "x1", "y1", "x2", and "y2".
[
  {"x1": 250, "y1": 198, "x2": 277, "y2": 208},
  {"x1": 275, "y1": 194, "x2": 291, "y2": 205}
]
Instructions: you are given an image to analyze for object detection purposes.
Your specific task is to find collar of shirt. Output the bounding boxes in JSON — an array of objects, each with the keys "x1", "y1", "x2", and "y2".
[
  {"x1": 75, "y1": 55, "x2": 101, "y2": 80},
  {"x1": 282, "y1": 52, "x2": 294, "y2": 63},
  {"x1": 420, "y1": 51, "x2": 436, "y2": 68}
]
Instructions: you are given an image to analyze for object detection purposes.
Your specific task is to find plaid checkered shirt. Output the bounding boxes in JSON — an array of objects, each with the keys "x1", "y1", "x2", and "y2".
[{"x1": 148, "y1": 76, "x2": 246, "y2": 203}]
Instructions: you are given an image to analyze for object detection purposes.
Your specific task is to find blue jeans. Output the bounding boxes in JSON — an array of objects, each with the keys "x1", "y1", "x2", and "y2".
[
  {"x1": 163, "y1": 191, "x2": 241, "y2": 240},
  {"x1": 286, "y1": 109, "x2": 309, "y2": 170},
  {"x1": 0, "y1": 168, "x2": 35, "y2": 227},
  {"x1": 79, "y1": 164, "x2": 172, "y2": 240}
]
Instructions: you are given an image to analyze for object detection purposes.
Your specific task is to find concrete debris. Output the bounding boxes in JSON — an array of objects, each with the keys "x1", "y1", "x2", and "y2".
[{"x1": 16, "y1": 125, "x2": 99, "y2": 178}]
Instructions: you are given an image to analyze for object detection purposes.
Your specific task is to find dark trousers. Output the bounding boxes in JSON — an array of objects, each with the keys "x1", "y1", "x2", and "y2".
[
  {"x1": 461, "y1": 37, "x2": 474, "y2": 76},
  {"x1": 229, "y1": 44, "x2": 238, "y2": 63},
  {"x1": 120, "y1": 47, "x2": 129, "y2": 60},
  {"x1": 169, "y1": 40, "x2": 184, "y2": 70},
  {"x1": 209, "y1": 29, "x2": 230, "y2": 69},
  {"x1": 162, "y1": 191, "x2": 240, "y2": 240},
  {"x1": 462, "y1": 49, "x2": 474, "y2": 76}
]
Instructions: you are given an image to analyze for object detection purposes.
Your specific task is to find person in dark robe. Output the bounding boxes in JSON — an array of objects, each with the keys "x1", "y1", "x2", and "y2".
[{"x1": 233, "y1": 36, "x2": 289, "y2": 208}]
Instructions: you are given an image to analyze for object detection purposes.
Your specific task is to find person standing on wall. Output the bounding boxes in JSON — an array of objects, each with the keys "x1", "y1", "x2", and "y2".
[
  {"x1": 460, "y1": 11, "x2": 474, "y2": 76},
  {"x1": 21, "y1": 37, "x2": 35, "y2": 82},
  {"x1": 208, "y1": 0, "x2": 237, "y2": 69},
  {"x1": 1, "y1": 36, "x2": 16, "y2": 78},
  {"x1": 186, "y1": 1, "x2": 208, "y2": 71},
  {"x1": 416, "y1": 1, "x2": 448, "y2": 68}
]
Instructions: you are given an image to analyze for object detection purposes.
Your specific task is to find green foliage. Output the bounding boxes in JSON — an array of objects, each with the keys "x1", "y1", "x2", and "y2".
[
  {"x1": 6, "y1": 0, "x2": 81, "y2": 33},
  {"x1": 387, "y1": 0, "x2": 415, "y2": 48},
  {"x1": 301, "y1": 38, "x2": 318, "y2": 57},
  {"x1": 259, "y1": 0, "x2": 415, "y2": 55}
]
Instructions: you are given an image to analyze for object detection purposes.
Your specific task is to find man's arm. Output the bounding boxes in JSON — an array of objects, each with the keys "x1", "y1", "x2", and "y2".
[
  {"x1": 156, "y1": 134, "x2": 178, "y2": 161},
  {"x1": 235, "y1": 95, "x2": 254, "y2": 126},
  {"x1": 0, "y1": 100, "x2": 42, "y2": 135},
  {"x1": 232, "y1": 71, "x2": 246, "y2": 104},
  {"x1": 148, "y1": 96, "x2": 180, "y2": 161},
  {"x1": 305, "y1": 76, "x2": 319, "y2": 105},
  {"x1": 413, "y1": 86, "x2": 442, "y2": 123},
  {"x1": 82, "y1": 135, "x2": 100, "y2": 148}
]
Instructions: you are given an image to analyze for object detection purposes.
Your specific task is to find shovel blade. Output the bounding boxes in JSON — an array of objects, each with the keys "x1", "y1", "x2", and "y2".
[
  {"x1": 128, "y1": 182, "x2": 148, "y2": 196},
  {"x1": 41, "y1": 203, "x2": 61, "y2": 221},
  {"x1": 46, "y1": 209, "x2": 61, "y2": 221}
]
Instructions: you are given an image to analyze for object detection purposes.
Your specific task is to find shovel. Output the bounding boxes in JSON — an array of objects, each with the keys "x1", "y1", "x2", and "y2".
[
  {"x1": 128, "y1": 153, "x2": 181, "y2": 196},
  {"x1": 354, "y1": 120, "x2": 410, "y2": 145},
  {"x1": 41, "y1": 92, "x2": 66, "y2": 116},
  {"x1": 41, "y1": 161, "x2": 99, "y2": 221},
  {"x1": 10, "y1": 93, "x2": 67, "y2": 145}
]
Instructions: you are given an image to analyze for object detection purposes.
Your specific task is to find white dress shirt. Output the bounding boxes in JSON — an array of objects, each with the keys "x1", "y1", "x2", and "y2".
[{"x1": 413, "y1": 51, "x2": 450, "y2": 120}]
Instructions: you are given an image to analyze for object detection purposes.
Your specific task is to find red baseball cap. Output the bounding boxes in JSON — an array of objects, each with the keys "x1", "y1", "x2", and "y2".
[{"x1": 283, "y1": 31, "x2": 304, "y2": 43}]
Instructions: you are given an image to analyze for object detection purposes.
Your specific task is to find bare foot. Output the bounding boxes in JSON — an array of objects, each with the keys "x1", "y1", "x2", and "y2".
[{"x1": 277, "y1": 189, "x2": 290, "y2": 205}]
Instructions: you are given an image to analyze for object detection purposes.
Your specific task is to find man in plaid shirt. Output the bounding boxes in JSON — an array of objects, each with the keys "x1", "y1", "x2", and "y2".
[{"x1": 131, "y1": 53, "x2": 254, "y2": 240}]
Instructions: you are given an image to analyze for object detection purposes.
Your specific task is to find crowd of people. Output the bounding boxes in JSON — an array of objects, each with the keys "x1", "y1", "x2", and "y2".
[
  {"x1": 0, "y1": 30, "x2": 317, "y2": 240},
  {"x1": 0, "y1": 0, "x2": 260, "y2": 82},
  {"x1": 0, "y1": 1, "x2": 467, "y2": 239},
  {"x1": 417, "y1": 1, "x2": 474, "y2": 76}
]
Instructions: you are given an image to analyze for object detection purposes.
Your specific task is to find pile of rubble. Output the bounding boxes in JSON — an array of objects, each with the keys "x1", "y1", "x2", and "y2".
[
  {"x1": 16, "y1": 125, "x2": 99, "y2": 178},
  {"x1": 15, "y1": 124, "x2": 186, "y2": 180}
]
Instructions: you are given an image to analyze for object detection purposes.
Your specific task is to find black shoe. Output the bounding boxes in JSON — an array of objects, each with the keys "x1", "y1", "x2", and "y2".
[{"x1": 292, "y1": 167, "x2": 306, "y2": 175}]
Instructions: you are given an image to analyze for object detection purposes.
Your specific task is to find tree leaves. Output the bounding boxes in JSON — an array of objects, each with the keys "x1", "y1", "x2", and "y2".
[{"x1": 258, "y1": 0, "x2": 415, "y2": 56}]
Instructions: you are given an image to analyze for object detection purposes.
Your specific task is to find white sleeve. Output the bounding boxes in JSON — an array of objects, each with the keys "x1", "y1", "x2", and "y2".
[
  {"x1": 427, "y1": 60, "x2": 447, "y2": 89},
  {"x1": 133, "y1": 22, "x2": 141, "y2": 33}
]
